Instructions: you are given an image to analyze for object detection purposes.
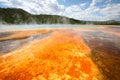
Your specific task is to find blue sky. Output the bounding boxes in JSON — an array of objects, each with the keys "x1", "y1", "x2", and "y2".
[
  {"x1": 58, "y1": 0, "x2": 120, "y2": 7},
  {"x1": 58, "y1": 0, "x2": 91, "y2": 7},
  {"x1": 0, "y1": 0, "x2": 120, "y2": 21}
]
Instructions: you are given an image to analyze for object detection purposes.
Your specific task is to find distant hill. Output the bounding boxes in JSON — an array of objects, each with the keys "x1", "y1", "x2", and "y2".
[{"x1": 0, "y1": 8, "x2": 120, "y2": 25}]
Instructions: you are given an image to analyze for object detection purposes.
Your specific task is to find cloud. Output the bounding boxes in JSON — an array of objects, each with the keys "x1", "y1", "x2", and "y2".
[
  {"x1": 63, "y1": 0, "x2": 120, "y2": 21},
  {"x1": 0, "y1": 0, "x2": 65, "y2": 15},
  {"x1": 0, "y1": 0, "x2": 120, "y2": 21},
  {"x1": 105, "y1": 0, "x2": 112, "y2": 3},
  {"x1": 80, "y1": 3, "x2": 87, "y2": 7},
  {"x1": 63, "y1": 4, "x2": 104, "y2": 21},
  {"x1": 90, "y1": 0, "x2": 102, "y2": 7},
  {"x1": 100, "y1": 4, "x2": 120, "y2": 20}
]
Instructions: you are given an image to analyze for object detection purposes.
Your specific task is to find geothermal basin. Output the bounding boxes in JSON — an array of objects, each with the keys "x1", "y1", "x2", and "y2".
[{"x1": 0, "y1": 25, "x2": 120, "y2": 80}]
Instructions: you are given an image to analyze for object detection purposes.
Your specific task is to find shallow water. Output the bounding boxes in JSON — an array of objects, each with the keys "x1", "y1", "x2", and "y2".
[{"x1": 0, "y1": 24, "x2": 114, "y2": 30}]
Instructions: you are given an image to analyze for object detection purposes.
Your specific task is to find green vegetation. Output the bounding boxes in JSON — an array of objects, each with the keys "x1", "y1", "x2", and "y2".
[{"x1": 0, "y1": 8, "x2": 120, "y2": 25}]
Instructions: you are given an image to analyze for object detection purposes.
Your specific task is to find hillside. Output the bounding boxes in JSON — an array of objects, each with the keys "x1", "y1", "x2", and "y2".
[
  {"x1": 0, "y1": 8, "x2": 120, "y2": 25},
  {"x1": 0, "y1": 8, "x2": 85, "y2": 24}
]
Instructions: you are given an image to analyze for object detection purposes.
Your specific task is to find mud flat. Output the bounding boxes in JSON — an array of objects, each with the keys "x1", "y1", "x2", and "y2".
[
  {"x1": 81, "y1": 28, "x2": 120, "y2": 80},
  {"x1": 0, "y1": 26, "x2": 120, "y2": 80}
]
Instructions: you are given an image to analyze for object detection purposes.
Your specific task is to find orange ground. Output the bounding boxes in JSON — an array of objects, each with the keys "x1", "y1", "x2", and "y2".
[
  {"x1": 0, "y1": 29, "x2": 52, "y2": 41},
  {"x1": 0, "y1": 29, "x2": 103, "y2": 80}
]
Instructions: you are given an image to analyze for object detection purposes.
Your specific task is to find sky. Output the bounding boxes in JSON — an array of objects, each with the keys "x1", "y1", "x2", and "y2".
[{"x1": 0, "y1": 0, "x2": 120, "y2": 21}]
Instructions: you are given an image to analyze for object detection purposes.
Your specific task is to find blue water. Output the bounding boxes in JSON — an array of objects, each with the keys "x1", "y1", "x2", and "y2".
[
  {"x1": 0, "y1": 24, "x2": 102, "y2": 30},
  {"x1": 0, "y1": 24, "x2": 117, "y2": 30}
]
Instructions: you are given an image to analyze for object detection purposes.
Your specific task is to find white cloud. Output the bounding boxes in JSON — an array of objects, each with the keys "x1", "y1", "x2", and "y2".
[
  {"x1": 90, "y1": 0, "x2": 102, "y2": 7},
  {"x1": 0, "y1": 0, "x2": 120, "y2": 21},
  {"x1": 80, "y1": 3, "x2": 87, "y2": 7},
  {"x1": 105, "y1": 0, "x2": 112, "y2": 3},
  {"x1": 65, "y1": 5, "x2": 82, "y2": 12},
  {"x1": 0, "y1": 0, "x2": 65, "y2": 15},
  {"x1": 63, "y1": 4, "x2": 104, "y2": 21},
  {"x1": 100, "y1": 4, "x2": 120, "y2": 20},
  {"x1": 63, "y1": 0, "x2": 120, "y2": 21}
]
